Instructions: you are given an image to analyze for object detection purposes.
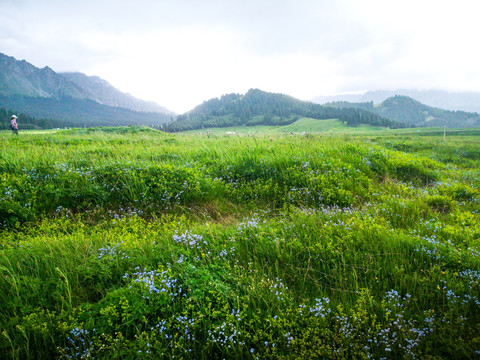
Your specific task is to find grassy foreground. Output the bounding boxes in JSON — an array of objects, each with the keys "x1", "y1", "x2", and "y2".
[{"x1": 0, "y1": 127, "x2": 479, "y2": 359}]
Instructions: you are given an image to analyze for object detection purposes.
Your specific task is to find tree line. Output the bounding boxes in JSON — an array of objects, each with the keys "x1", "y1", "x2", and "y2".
[{"x1": 0, "y1": 107, "x2": 76, "y2": 130}]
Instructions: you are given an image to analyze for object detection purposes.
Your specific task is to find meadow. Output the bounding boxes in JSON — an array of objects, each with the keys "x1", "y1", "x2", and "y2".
[{"x1": 0, "y1": 126, "x2": 479, "y2": 359}]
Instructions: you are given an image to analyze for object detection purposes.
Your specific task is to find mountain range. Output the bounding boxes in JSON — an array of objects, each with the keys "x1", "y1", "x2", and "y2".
[
  {"x1": 326, "y1": 96, "x2": 480, "y2": 128},
  {"x1": 168, "y1": 90, "x2": 480, "y2": 132},
  {"x1": 167, "y1": 88, "x2": 398, "y2": 132},
  {"x1": 313, "y1": 89, "x2": 480, "y2": 114},
  {"x1": 2, "y1": 52, "x2": 480, "y2": 131},
  {"x1": 0, "y1": 53, "x2": 172, "y2": 127},
  {"x1": 60, "y1": 72, "x2": 172, "y2": 114}
]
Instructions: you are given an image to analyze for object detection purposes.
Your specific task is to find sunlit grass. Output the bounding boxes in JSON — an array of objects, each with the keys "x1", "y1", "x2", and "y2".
[{"x1": 0, "y1": 127, "x2": 479, "y2": 359}]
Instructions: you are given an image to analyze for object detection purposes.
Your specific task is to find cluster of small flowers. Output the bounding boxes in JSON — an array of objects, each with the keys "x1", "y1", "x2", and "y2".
[
  {"x1": 102, "y1": 182, "x2": 127, "y2": 193},
  {"x1": 467, "y1": 247, "x2": 480, "y2": 259},
  {"x1": 108, "y1": 206, "x2": 144, "y2": 220},
  {"x1": 137, "y1": 343, "x2": 152, "y2": 356},
  {"x1": 215, "y1": 164, "x2": 237, "y2": 184},
  {"x1": 361, "y1": 157, "x2": 372, "y2": 167},
  {"x1": 437, "y1": 279, "x2": 480, "y2": 306},
  {"x1": 417, "y1": 218, "x2": 443, "y2": 232},
  {"x1": 230, "y1": 308, "x2": 242, "y2": 321},
  {"x1": 1, "y1": 187, "x2": 15, "y2": 201},
  {"x1": 208, "y1": 321, "x2": 244, "y2": 348},
  {"x1": 421, "y1": 234, "x2": 441, "y2": 246},
  {"x1": 324, "y1": 218, "x2": 354, "y2": 230},
  {"x1": 414, "y1": 245, "x2": 444, "y2": 262},
  {"x1": 384, "y1": 289, "x2": 411, "y2": 311},
  {"x1": 309, "y1": 297, "x2": 331, "y2": 318},
  {"x1": 413, "y1": 234, "x2": 457, "y2": 263},
  {"x1": 284, "y1": 332, "x2": 294, "y2": 347},
  {"x1": 53, "y1": 163, "x2": 96, "y2": 179},
  {"x1": 347, "y1": 292, "x2": 426, "y2": 359},
  {"x1": 287, "y1": 187, "x2": 314, "y2": 203},
  {"x1": 379, "y1": 312, "x2": 434, "y2": 359},
  {"x1": 325, "y1": 204, "x2": 356, "y2": 216},
  {"x1": 125, "y1": 267, "x2": 183, "y2": 300},
  {"x1": 173, "y1": 231, "x2": 208, "y2": 251},
  {"x1": 175, "y1": 315, "x2": 196, "y2": 341},
  {"x1": 270, "y1": 278, "x2": 288, "y2": 301},
  {"x1": 295, "y1": 205, "x2": 355, "y2": 218},
  {"x1": 218, "y1": 247, "x2": 235, "y2": 260},
  {"x1": 53, "y1": 205, "x2": 71, "y2": 217},
  {"x1": 272, "y1": 237, "x2": 286, "y2": 245},
  {"x1": 97, "y1": 242, "x2": 129, "y2": 260},
  {"x1": 263, "y1": 340, "x2": 276, "y2": 348},
  {"x1": 458, "y1": 268, "x2": 480, "y2": 284},
  {"x1": 237, "y1": 216, "x2": 264, "y2": 233},
  {"x1": 150, "y1": 187, "x2": 188, "y2": 210},
  {"x1": 372, "y1": 290, "x2": 437, "y2": 358},
  {"x1": 151, "y1": 319, "x2": 167, "y2": 333},
  {"x1": 331, "y1": 165, "x2": 353, "y2": 176},
  {"x1": 65, "y1": 327, "x2": 95, "y2": 359},
  {"x1": 335, "y1": 315, "x2": 356, "y2": 339},
  {"x1": 24, "y1": 167, "x2": 50, "y2": 180}
]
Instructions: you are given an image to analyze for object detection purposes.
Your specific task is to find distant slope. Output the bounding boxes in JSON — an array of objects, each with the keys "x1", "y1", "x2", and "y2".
[
  {"x1": 186, "y1": 118, "x2": 389, "y2": 135},
  {"x1": 362, "y1": 90, "x2": 480, "y2": 113},
  {"x1": 0, "y1": 52, "x2": 172, "y2": 127},
  {"x1": 60, "y1": 72, "x2": 173, "y2": 114},
  {"x1": 168, "y1": 88, "x2": 399, "y2": 132},
  {"x1": 0, "y1": 95, "x2": 171, "y2": 128},
  {"x1": 327, "y1": 95, "x2": 480, "y2": 128},
  {"x1": 313, "y1": 89, "x2": 480, "y2": 113},
  {"x1": 278, "y1": 118, "x2": 387, "y2": 133}
]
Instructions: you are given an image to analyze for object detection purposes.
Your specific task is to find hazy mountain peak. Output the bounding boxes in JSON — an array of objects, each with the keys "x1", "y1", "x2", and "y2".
[
  {"x1": 313, "y1": 89, "x2": 480, "y2": 113},
  {"x1": 0, "y1": 52, "x2": 88, "y2": 99},
  {"x1": 0, "y1": 53, "x2": 173, "y2": 114},
  {"x1": 0, "y1": 53, "x2": 173, "y2": 126},
  {"x1": 326, "y1": 94, "x2": 480, "y2": 128},
  {"x1": 60, "y1": 72, "x2": 174, "y2": 114}
]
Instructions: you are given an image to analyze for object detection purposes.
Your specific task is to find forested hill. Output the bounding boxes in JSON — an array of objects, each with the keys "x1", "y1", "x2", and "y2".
[
  {"x1": 328, "y1": 95, "x2": 480, "y2": 128},
  {"x1": 167, "y1": 89, "x2": 401, "y2": 132}
]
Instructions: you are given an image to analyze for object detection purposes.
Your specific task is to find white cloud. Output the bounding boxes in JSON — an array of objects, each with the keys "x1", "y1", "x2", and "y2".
[{"x1": 1, "y1": 0, "x2": 480, "y2": 112}]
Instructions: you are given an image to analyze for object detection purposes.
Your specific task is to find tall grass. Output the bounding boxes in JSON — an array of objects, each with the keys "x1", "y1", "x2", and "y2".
[{"x1": 0, "y1": 128, "x2": 479, "y2": 359}]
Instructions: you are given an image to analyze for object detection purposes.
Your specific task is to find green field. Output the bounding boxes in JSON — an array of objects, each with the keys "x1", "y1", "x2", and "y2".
[
  {"x1": 184, "y1": 117, "x2": 476, "y2": 137},
  {"x1": 184, "y1": 118, "x2": 389, "y2": 135},
  {"x1": 1, "y1": 127, "x2": 479, "y2": 359}
]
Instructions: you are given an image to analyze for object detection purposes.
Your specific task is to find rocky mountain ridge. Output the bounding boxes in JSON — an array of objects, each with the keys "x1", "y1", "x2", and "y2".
[
  {"x1": 0, "y1": 53, "x2": 87, "y2": 99},
  {"x1": 0, "y1": 52, "x2": 172, "y2": 115},
  {"x1": 60, "y1": 72, "x2": 173, "y2": 114}
]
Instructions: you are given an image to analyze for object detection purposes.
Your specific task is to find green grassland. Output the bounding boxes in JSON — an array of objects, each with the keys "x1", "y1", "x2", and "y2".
[
  {"x1": 184, "y1": 118, "x2": 389, "y2": 135},
  {"x1": 1, "y1": 127, "x2": 480, "y2": 359},
  {"x1": 184, "y1": 117, "x2": 477, "y2": 137}
]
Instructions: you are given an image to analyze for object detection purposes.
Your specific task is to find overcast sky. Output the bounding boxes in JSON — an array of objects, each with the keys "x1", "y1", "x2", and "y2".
[{"x1": 1, "y1": 0, "x2": 480, "y2": 113}]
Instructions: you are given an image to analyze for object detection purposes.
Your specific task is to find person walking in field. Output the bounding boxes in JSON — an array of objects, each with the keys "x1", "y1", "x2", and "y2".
[{"x1": 10, "y1": 115, "x2": 18, "y2": 135}]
